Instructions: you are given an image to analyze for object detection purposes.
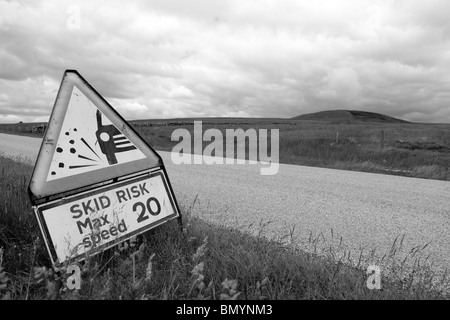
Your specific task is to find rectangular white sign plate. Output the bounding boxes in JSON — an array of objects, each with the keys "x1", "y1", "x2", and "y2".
[{"x1": 34, "y1": 169, "x2": 179, "y2": 266}]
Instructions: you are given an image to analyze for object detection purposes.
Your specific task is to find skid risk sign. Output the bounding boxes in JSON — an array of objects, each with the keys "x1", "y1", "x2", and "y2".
[
  {"x1": 36, "y1": 171, "x2": 178, "y2": 265},
  {"x1": 29, "y1": 70, "x2": 180, "y2": 266},
  {"x1": 46, "y1": 85, "x2": 146, "y2": 182},
  {"x1": 29, "y1": 70, "x2": 162, "y2": 200}
]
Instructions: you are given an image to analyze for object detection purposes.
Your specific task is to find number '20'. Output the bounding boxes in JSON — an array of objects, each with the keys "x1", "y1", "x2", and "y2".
[{"x1": 133, "y1": 197, "x2": 161, "y2": 223}]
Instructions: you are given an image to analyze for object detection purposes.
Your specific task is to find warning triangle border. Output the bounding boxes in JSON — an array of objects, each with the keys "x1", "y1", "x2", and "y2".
[{"x1": 28, "y1": 70, "x2": 163, "y2": 203}]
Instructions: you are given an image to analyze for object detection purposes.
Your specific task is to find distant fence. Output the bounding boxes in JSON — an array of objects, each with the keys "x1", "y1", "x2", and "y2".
[{"x1": 0, "y1": 123, "x2": 47, "y2": 135}]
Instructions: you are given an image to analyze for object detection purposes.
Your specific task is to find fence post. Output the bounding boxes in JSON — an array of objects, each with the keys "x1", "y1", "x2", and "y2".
[{"x1": 336, "y1": 131, "x2": 339, "y2": 144}]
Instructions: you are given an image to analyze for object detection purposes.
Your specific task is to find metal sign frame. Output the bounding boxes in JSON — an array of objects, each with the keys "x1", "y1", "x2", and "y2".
[
  {"x1": 28, "y1": 70, "x2": 182, "y2": 267},
  {"x1": 34, "y1": 167, "x2": 179, "y2": 266},
  {"x1": 28, "y1": 70, "x2": 163, "y2": 202}
]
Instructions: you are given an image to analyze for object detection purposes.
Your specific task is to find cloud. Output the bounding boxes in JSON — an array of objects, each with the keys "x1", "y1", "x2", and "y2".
[
  {"x1": 0, "y1": 114, "x2": 21, "y2": 123},
  {"x1": 0, "y1": 0, "x2": 449, "y2": 123}
]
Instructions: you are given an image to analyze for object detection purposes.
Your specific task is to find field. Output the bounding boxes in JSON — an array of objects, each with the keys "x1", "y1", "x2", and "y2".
[
  {"x1": 135, "y1": 119, "x2": 450, "y2": 180},
  {"x1": 1, "y1": 117, "x2": 450, "y2": 299},
  {"x1": 0, "y1": 154, "x2": 449, "y2": 300},
  {"x1": 2, "y1": 118, "x2": 450, "y2": 180}
]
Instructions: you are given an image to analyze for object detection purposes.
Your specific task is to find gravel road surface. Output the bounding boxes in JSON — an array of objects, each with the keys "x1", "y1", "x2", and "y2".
[{"x1": 1, "y1": 133, "x2": 449, "y2": 279}]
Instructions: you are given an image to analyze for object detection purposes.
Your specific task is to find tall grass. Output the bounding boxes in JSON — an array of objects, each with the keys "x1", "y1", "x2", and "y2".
[
  {"x1": 0, "y1": 155, "x2": 449, "y2": 299},
  {"x1": 134, "y1": 121, "x2": 450, "y2": 180},
  {"x1": 279, "y1": 137, "x2": 450, "y2": 179},
  {"x1": 3, "y1": 120, "x2": 450, "y2": 180}
]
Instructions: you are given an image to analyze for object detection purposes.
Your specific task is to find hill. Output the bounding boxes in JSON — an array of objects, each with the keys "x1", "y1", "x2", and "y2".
[{"x1": 292, "y1": 110, "x2": 409, "y2": 123}]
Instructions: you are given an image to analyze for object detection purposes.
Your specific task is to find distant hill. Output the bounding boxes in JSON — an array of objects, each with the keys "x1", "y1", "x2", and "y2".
[{"x1": 292, "y1": 110, "x2": 409, "y2": 123}]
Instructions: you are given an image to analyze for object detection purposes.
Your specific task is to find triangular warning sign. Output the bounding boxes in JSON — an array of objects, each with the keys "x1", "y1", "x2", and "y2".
[{"x1": 29, "y1": 70, "x2": 162, "y2": 201}]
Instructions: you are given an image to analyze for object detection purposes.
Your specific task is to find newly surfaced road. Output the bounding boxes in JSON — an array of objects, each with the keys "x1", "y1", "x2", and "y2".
[{"x1": 1, "y1": 133, "x2": 449, "y2": 277}]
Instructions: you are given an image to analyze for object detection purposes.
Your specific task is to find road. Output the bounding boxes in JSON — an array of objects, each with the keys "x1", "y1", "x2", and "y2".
[{"x1": 1, "y1": 133, "x2": 449, "y2": 279}]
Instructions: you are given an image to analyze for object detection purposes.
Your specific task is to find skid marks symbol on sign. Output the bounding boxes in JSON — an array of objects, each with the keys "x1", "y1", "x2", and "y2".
[
  {"x1": 49, "y1": 126, "x2": 102, "y2": 179},
  {"x1": 50, "y1": 128, "x2": 101, "y2": 178},
  {"x1": 47, "y1": 85, "x2": 145, "y2": 181}
]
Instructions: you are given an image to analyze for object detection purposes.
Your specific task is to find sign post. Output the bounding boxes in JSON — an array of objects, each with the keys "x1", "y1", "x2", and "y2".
[{"x1": 28, "y1": 70, "x2": 181, "y2": 267}]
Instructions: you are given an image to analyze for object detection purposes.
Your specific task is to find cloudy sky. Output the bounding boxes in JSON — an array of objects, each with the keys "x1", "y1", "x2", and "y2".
[{"x1": 1, "y1": 0, "x2": 450, "y2": 123}]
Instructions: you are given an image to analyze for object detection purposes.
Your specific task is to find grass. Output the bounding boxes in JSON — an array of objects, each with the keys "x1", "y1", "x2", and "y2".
[
  {"x1": 2, "y1": 119, "x2": 450, "y2": 180},
  {"x1": 0, "y1": 155, "x2": 449, "y2": 300},
  {"x1": 132, "y1": 120, "x2": 450, "y2": 181}
]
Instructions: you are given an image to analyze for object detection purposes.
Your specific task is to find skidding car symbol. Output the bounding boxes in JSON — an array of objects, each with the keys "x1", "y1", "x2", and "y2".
[{"x1": 95, "y1": 110, "x2": 136, "y2": 165}]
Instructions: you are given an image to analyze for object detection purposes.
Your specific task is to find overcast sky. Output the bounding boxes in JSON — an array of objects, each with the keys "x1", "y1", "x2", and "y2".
[{"x1": 1, "y1": 0, "x2": 450, "y2": 123}]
